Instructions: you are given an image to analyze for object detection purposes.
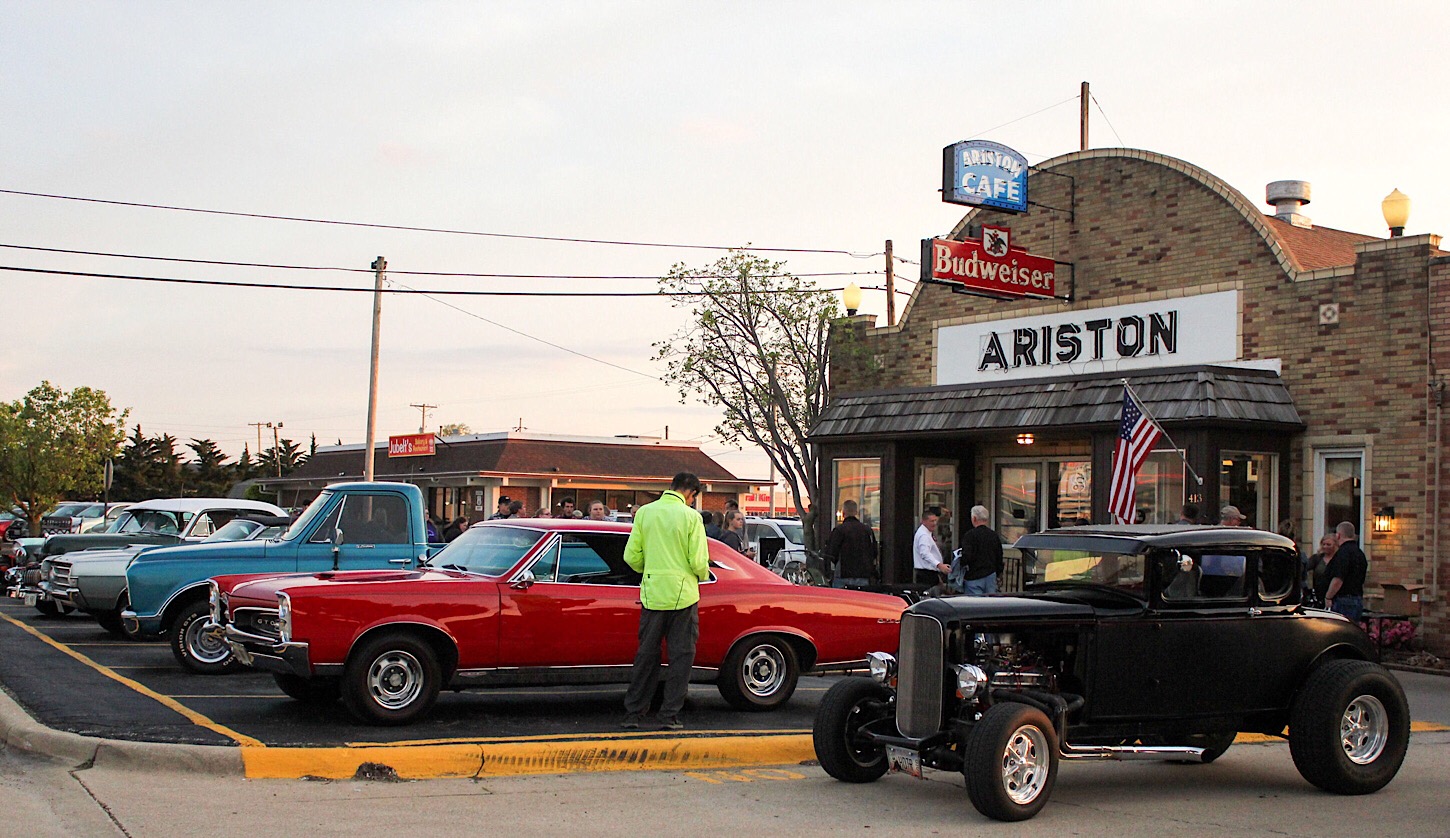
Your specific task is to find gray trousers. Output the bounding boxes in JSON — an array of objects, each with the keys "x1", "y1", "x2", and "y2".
[{"x1": 623, "y1": 603, "x2": 699, "y2": 717}]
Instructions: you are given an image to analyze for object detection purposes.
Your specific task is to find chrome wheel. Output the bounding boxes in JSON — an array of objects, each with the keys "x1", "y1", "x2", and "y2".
[
  {"x1": 367, "y1": 650, "x2": 425, "y2": 710},
  {"x1": 1001, "y1": 724, "x2": 1051, "y2": 805},
  {"x1": 185, "y1": 618, "x2": 230, "y2": 665},
  {"x1": 1342, "y1": 695, "x2": 1389, "y2": 765},
  {"x1": 742, "y1": 644, "x2": 787, "y2": 697}
]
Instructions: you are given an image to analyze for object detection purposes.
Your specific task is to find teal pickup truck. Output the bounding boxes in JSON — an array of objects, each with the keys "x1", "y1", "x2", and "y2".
[{"x1": 123, "y1": 482, "x2": 441, "y2": 674}]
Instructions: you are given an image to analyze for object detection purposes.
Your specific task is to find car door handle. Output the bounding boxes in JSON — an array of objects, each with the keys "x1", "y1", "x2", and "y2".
[
  {"x1": 1248, "y1": 607, "x2": 1262, "y2": 617},
  {"x1": 389, "y1": 558, "x2": 412, "y2": 565}
]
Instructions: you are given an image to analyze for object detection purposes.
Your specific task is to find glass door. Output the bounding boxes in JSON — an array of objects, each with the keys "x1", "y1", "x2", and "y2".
[
  {"x1": 996, "y1": 463, "x2": 1041, "y2": 544},
  {"x1": 918, "y1": 461, "x2": 958, "y2": 555}
]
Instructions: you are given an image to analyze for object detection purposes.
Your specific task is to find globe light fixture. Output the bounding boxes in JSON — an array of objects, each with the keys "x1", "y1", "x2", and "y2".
[
  {"x1": 1382, "y1": 189, "x2": 1410, "y2": 237},
  {"x1": 842, "y1": 281, "x2": 862, "y2": 316}
]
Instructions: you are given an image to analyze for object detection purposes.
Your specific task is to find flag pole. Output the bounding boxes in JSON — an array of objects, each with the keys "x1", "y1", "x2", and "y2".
[{"x1": 1122, "y1": 379, "x2": 1204, "y2": 486}]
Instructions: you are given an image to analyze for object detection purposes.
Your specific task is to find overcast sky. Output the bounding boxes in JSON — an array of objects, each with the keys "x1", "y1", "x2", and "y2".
[{"x1": 3, "y1": 2, "x2": 1447, "y2": 483}]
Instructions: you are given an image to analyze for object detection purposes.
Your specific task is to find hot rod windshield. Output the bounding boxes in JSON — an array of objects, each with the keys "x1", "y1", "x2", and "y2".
[
  {"x1": 1030, "y1": 549, "x2": 1147, "y2": 596},
  {"x1": 426, "y1": 525, "x2": 546, "y2": 576}
]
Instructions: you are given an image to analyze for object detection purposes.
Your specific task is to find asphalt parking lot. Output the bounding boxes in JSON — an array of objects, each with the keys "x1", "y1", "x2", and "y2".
[{"x1": 0, "y1": 597, "x2": 831, "y2": 748}]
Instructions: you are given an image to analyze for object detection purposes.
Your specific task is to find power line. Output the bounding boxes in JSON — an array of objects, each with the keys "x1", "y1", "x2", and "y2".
[
  {"x1": 958, "y1": 94, "x2": 1079, "y2": 142},
  {"x1": 1090, "y1": 92, "x2": 1126, "y2": 147},
  {"x1": 0, "y1": 264, "x2": 907, "y2": 298},
  {"x1": 0, "y1": 242, "x2": 879, "y2": 280},
  {"x1": 0, "y1": 188, "x2": 882, "y2": 257}
]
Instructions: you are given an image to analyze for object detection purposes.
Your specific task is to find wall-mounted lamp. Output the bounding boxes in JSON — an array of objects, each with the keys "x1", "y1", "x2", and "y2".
[
  {"x1": 1016, "y1": 433, "x2": 1035, "y2": 446},
  {"x1": 842, "y1": 282, "x2": 862, "y2": 316},
  {"x1": 1373, "y1": 506, "x2": 1396, "y2": 534},
  {"x1": 1382, "y1": 189, "x2": 1410, "y2": 238}
]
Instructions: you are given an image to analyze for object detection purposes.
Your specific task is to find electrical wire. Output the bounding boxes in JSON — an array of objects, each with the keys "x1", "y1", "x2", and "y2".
[
  {"x1": 0, "y1": 188, "x2": 881, "y2": 257},
  {"x1": 1090, "y1": 93, "x2": 1126, "y2": 147},
  {"x1": 0, "y1": 242, "x2": 879, "y2": 280},
  {"x1": 957, "y1": 95, "x2": 1078, "y2": 142}
]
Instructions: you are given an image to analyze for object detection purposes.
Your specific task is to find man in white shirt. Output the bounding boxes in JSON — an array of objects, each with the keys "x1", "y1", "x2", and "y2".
[{"x1": 913, "y1": 508, "x2": 950, "y2": 587}]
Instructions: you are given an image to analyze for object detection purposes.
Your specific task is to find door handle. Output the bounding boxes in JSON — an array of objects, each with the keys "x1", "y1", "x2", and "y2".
[
  {"x1": 1248, "y1": 607, "x2": 1262, "y2": 617},
  {"x1": 389, "y1": 558, "x2": 412, "y2": 565}
]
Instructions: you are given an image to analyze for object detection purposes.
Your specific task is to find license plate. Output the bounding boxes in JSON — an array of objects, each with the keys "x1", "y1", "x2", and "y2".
[
  {"x1": 24, "y1": 594, "x2": 37, "y2": 606},
  {"x1": 886, "y1": 745, "x2": 923, "y2": 778}
]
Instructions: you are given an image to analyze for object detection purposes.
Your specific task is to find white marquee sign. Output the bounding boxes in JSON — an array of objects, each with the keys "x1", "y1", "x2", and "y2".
[{"x1": 936, "y1": 290, "x2": 1241, "y2": 385}]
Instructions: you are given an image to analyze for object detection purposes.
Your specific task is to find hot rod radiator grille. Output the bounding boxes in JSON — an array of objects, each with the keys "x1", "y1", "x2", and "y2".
[{"x1": 896, "y1": 612, "x2": 945, "y2": 740}]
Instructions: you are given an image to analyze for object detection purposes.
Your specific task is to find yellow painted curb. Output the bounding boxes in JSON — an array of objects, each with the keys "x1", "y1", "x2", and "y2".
[
  {"x1": 241, "y1": 733, "x2": 815, "y2": 780},
  {"x1": 1236, "y1": 720, "x2": 1448, "y2": 745}
]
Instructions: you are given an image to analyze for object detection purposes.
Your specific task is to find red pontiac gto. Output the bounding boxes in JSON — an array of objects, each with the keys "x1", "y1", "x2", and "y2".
[{"x1": 213, "y1": 519, "x2": 905, "y2": 725}]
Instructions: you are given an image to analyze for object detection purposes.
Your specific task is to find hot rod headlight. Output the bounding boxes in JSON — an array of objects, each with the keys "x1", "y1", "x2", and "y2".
[
  {"x1": 277, "y1": 592, "x2": 292, "y2": 643},
  {"x1": 954, "y1": 663, "x2": 988, "y2": 701},
  {"x1": 867, "y1": 651, "x2": 897, "y2": 685}
]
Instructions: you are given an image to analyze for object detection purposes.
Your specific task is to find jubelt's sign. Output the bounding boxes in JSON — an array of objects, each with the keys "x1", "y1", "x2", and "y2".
[
  {"x1": 922, "y1": 226, "x2": 1057, "y2": 300},
  {"x1": 942, "y1": 140, "x2": 1029, "y2": 213},
  {"x1": 388, "y1": 433, "x2": 437, "y2": 458}
]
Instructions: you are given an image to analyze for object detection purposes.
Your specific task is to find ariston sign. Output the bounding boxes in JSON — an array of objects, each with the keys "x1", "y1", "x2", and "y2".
[
  {"x1": 388, "y1": 433, "x2": 436, "y2": 458},
  {"x1": 922, "y1": 226, "x2": 1057, "y2": 300},
  {"x1": 942, "y1": 139, "x2": 1029, "y2": 213}
]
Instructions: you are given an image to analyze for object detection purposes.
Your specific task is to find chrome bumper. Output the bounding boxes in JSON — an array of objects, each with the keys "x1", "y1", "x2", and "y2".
[{"x1": 223, "y1": 624, "x2": 312, "y2": 677}]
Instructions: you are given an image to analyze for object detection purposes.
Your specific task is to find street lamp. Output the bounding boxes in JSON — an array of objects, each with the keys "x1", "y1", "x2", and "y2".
[
  {"x1": 842, "y1": 282, "x2": 861, "y2": 316},
  {"x1": 1382, "y1": 189, "x2": 1410, "y2": 238}
]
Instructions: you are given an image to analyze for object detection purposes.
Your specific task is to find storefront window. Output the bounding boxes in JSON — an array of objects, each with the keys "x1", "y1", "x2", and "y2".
[
  {"x1": 1314, "y1": 450, "x2": 1362, "y2": 541},
  {"x1": 1135, "y1": 451, "x2": 1186, "y2": 524},
  {"x1": 1221, "y1": 452, "x2": 1276, "y2": 530},
  {"x1": 833, "y1": 458, "x2": 881, "y2": 534},
  {"x1": 995, "y1": 459, "x2": 1092, "y2": 541}
]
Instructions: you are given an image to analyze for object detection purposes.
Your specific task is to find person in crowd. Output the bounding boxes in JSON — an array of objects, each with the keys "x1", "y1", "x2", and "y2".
[
  {"x1": 587, "y1": 500, "x2": 610, "y2": 521},
  {"x1": 1324, "y1": 521, "x2": 1368, "y2": 622},
  {"x1": 1175, "y1": 503, "x2": 1199, "y2": 525},
  {"x1": 425, "y1": 513, "x2": 440, "y2": 542},
  {"x1": 822, "y1": 499, "x2": 877, "y2": 588},
  {"x1": 955, "y1": 505, "x2": 1004, "y2": 596},
  {"x1": 534, "y1": 507, "x2": 551, "y2": 518},
  {"x1": 621, "y1": 472, "x2": 710, "y2": 732},
  {"x1": 1305, "y1": 532, "x2": 1338, "y2": 608},
  {"x1": 702, "y1": 511, "x2": 723, "y2": 541},
  {"x1": 505, "y1": 500, "x2": 523, "y2": 518},
  {"x1": 1278, "y1": 518, "x2": 1304, "y2": 568},
  {"x1": 719, "y1": 510, "x2": 756, "y2": 561},
  {"x1": 442, "y1": 516, "x2": 468, "y2": 541},
  {"x1": 1219, "y1": 505, "x2": 1244, "y2": 527},
  {"x1": 555, "y1": 497, "x2": 577, "y2": 519},
  {"x1": 913, "y1": 508, "x2": 949, "y2": 588},
  {"x1": 724, "y1": 498, "x2": 741, "y2": 519},
  {"x1": 489, "y1": 496, "x2": 513, "y2": 520}
]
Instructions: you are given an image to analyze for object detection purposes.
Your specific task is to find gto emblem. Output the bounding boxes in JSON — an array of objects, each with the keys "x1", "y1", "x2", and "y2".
[{"x1": 877, "y1": 618, "x2": 900, "y2": 624}]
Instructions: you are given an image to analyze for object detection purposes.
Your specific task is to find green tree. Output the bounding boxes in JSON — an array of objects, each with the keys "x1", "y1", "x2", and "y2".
[
  {"x1": 0, "y1": 382, "x2": 128, "y2": 531},
  {"x1": 187, "y1": 438, "x2": 232, "y2": 497},
  {"x1": 258, "y1": 438, "x2": 306, "y2": 478},
  {"x1": 654, "y1": 251, "x2": 848, "y2": 549},
  {"x1": 439, "y1": 423, "x2": 471, "y2": 436}
]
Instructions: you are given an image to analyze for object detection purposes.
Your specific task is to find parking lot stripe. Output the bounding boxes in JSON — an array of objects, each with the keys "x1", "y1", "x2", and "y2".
[
  {"x1": 242, "y1": 733, "x2": 815, "y2": 780},
  {"x1": 0, "y1": 611, "x2": 265, "y2": 748},
  {"x1": 346, "y1": 728, "x2": 812, "y2": 748}
]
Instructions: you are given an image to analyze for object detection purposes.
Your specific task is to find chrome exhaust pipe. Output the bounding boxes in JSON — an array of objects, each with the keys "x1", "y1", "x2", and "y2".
[{"x1": 1059, "y1": 743, "x2": 1207, "y2": 762}]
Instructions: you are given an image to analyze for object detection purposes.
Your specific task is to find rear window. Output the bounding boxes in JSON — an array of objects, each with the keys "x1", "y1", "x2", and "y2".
[{"x1": 1031, "y1": 549, "x2": 1147, "y2": 596}]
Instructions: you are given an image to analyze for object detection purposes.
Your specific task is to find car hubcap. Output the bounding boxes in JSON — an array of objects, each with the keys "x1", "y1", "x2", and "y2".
[
  {"x1": 742, "y1": 645, "x2": 786, "y2": 697},
  {"x1": 1001, "y1": 724, "x2": 1050, "y2": 805},
  {"x1": 186, "y1": 618, "x2": 230, "y2": 664},
  {"x1": 367, "y1": 650, "x2": 424, "y2": 710},
  {"x1": 846, "y1": 698, "x2": 883, "y2": 765},
  {"x1": 1341, "y1": 695, "x2": 1388, "y2": 765}
]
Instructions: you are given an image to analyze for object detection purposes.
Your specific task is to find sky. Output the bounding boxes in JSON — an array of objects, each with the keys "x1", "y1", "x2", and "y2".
[{"x1": 3, "y1": 2, "x2": 1448, "y2": 483}]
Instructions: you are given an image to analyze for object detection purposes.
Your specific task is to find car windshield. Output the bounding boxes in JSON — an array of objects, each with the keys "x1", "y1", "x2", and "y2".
[
  {"x1": 1029, "y1": 548, "x2": 1147, "y2": 596},
  {"x1": 50, "y1": 503, "x2": 88, "y2": 517},
  {"x1": 205, "y1": 519, "x2": 264, "y2": 542},
  {"x1": 427, "y1": 525, "x2": 545, "y2": 576},
  {"x1": 775, "y1": 522, "x2": 804, "y2": 544},
  {"x1": 281, "y1": 492, "x2": 334, "y2": 541},
  {"x1": 113, "y1": 510, "x2": 184, "y2": 535}
]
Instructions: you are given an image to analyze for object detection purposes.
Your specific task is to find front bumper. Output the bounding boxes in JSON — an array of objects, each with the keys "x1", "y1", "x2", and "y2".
[
  {"x1": 120, "y1": 609, "x2": 161, "y2": 637},
  {"x1": 223, "y1": 624, "x2": 313, "y2": 677}
]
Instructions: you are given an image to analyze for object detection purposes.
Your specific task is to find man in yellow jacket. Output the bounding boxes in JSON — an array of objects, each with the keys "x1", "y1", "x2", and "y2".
[{"x1": 621, "y1": 472, "x2": 711, "y2": 730}]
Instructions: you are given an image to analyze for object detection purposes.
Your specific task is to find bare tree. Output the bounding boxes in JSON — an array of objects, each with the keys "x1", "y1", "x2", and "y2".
[{"x1": 655, "y1": 251, "x2": 851, "y2": 548}]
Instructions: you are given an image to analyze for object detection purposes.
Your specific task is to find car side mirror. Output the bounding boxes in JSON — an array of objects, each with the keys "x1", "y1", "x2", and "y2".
[
  {"x1": 333, "y1": 528, "x2": 345, "y2": 547},
  {"x1": 510, "y1": 570, "x2": 536, "y2": 591}
]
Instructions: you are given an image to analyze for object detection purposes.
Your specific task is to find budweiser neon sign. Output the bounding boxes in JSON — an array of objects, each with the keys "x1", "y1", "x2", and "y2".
[{"x1": 921, "y1": 226, "x2": 1056, "y2": 299}]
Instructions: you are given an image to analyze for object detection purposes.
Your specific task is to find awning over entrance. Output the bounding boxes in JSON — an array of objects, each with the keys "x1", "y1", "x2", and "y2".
[{"x1": 811, "y1": 364, "x2": 1304, "y2": 439}]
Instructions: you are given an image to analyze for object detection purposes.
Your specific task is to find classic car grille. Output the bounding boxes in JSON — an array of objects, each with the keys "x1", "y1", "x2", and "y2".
[
  {"x1": 896, "y1": 611, "x2": 945, "y2": 740},
  {"x1": 50, "y1": 561, "x2": 73, "y2": 588},
  {"x1": 234, "y1": 608, "x2": 282, "y2": 641}
]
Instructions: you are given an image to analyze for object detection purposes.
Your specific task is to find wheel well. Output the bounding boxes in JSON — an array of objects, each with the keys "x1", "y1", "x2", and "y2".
[
  {"x1": 728, "y1": 631, "x2": 818, "y2": 673},
  {"x1": 350, "y1": 623, "x2": 460, "y2": 681},
  {"x1": 158, "y1": 584, "x2": 209, "y2": 631}
]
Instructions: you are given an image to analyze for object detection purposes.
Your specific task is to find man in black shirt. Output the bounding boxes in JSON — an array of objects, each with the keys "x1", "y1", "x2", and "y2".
[
  {"x1": 1324, "y1": 521, "x2": 1368, "y2": 622},
  {"x1": 823, "y1": 500, "x2": 878, "y2": 587},
  {"x1": 952, "y1": 505, "x2": 1004, "y2": 596}
]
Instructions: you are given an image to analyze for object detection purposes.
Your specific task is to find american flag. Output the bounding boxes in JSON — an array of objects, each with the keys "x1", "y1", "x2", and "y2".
[{"x1": 1108, "y1": 387, "x2": 1164, "y2": 525}]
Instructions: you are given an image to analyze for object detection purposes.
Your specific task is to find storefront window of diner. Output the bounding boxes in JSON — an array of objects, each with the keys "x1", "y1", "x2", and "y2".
[
  {"x1": 994, "y1": 459, "x2": 1092, "y2": 542},
  {"x1": 1313, "y1": 449, "x2": 1363, "y2": 542},
  {"x1": 1220, "y1": 452, "x2": 1278, "y2": 530},
  {"x1": 832, "y1": 458, "x2": 881, "y2": 534},
  {"x1": 1134, "y1": 451, "x2": 1187, "y2": 525}
]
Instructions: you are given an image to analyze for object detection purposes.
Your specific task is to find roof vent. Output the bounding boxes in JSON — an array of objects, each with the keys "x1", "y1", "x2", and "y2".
[{"x1": 1266, "y1": 180, "x2": 1312, "y2": 228}]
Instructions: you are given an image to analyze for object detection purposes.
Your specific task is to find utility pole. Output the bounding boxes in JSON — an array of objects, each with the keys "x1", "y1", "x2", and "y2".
[
  {"x1": 513, "y1": 418, "x2": 527, "y2": 433},
  {"x1": 270, "y1": 421, "x2": 284, "y2": 478},
  {"x1": 363, "y1": 257, "x2": 386, "y2": 481},
  {"x1": 248, "y1": 422, "x2": 267, "y2": 461},
  {"x1": 1080, "y1": 81, "x2": 1090, "y2": 151},
  {"x1": 884, "y1": 240, "x2": 896, "y2": 326},
  {"x1": 410, "y1": 403, "x2": 437, "y2": 434}
]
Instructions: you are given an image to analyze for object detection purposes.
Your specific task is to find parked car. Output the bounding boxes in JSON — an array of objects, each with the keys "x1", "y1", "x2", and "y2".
[
  {"x1": 216, "y1": 518, "x2": 907, "y2": 725},
  {"x1": 744, "y1": 516, "x2": 824, "y2": 585},
  {"x1": 46, "y1": 515, "x2": 291, "y2": 639},
  {"x1": 0, "y1": 508, "x2": 28, "y2": 540},
  {"x1": 123, "y1": 483, "x2": 440, "y2": 674},
  {"x1": 41, "y1": 502, "x2": 131, "y2": 536},
  {"x1": 813, "y1": 525, "x2": 1409, "y2": 822}
]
